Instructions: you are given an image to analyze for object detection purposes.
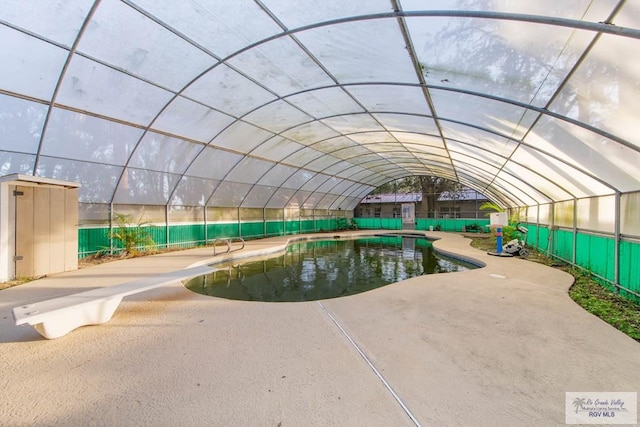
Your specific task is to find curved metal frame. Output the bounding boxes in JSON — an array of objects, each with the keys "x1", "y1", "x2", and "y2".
[{"x1": 1, "y1": 3, "x2": 637, "y2": 211}]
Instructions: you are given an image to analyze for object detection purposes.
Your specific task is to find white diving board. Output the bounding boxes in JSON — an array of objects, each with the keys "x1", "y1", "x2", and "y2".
[{"x1": 12, "y1": 264, "x2": 214, "y2": 339}]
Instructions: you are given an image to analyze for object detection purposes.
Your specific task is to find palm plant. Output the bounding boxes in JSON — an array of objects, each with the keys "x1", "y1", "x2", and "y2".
[
  {"x1": 109, "y1": 213, "x2": 156, "y2": 256},
  {"x1": 479, "y1": 201, "x2": 504, "y2": 213}
]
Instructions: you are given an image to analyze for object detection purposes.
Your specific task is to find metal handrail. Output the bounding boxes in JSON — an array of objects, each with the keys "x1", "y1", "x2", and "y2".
[
  {"x1": 211, "y1": 238, "x2": 231, "y2": 255},
  {"x1": 233, "y1": 237, "x2": 246, "y2": 252},
  {"x1": 211, "y1": 237, "x2": 245, "y2": 255}
]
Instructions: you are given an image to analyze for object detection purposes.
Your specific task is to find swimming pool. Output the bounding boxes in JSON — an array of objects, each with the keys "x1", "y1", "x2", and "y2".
[{"x1": 185, "y1": 235, "x2": 477, "y2": 302}]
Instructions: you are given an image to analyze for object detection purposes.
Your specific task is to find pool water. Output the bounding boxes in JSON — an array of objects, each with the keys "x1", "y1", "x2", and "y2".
[{"x1": 185, "y1": 236, "x2": 476, "y2": 302}]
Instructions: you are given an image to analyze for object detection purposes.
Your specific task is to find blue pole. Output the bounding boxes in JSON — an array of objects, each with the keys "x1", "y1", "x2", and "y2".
[{"x1": 496, "y1": 227, "x2": 503, "y2": 253}]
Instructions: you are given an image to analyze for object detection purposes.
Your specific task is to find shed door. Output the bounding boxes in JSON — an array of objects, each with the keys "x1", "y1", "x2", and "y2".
[
  {"x1": 14, "y1": 186, "x2": 34, "y2": 277},
  {"x1": 15, "y1": 186, "x2": 72, "y2": 278}
]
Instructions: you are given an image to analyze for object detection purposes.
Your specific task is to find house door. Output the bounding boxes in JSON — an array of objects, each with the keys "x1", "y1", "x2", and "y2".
[{"x1": 401, "y1": 203, "x2": 415, "y2": 229}]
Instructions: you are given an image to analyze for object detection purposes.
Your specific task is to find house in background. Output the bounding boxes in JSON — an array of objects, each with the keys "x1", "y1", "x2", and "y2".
[
  {"x1": 355, "y1": 189, "x2": 489, "y2": 219},
  {"x1": 437, "y1": 189, "x2": 490, "y2": 219},
  {"x1": 356, "y1": 193, "x2": 421, "y2": 218}
]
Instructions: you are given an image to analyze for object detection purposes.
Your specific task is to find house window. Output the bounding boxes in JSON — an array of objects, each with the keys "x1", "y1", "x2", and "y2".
[
  {"x1": 440, "y1": 207, "x2": 461, "y2": 218},
  {"x1": 374, "y1": 206, "x2": 381, "y2": 218}
]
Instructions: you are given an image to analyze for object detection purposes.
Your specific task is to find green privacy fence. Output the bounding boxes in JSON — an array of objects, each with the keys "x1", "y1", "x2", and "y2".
[
  {"x1": 620, "y1": 240, "x2": 640, "y2": 301},
  {"x1": 266, "y1": 221, "x2": 284, "y2": 237},
  {"x1": 524, "y1": 224, "x2": 640, "y2": 302},
  {"x1": 78, "y1": 227, "x2": 111, "y2": 255},
  {"x1": 351, "y1": 217, "x2": 490, "y2": 231},
  {"x1": 417, "y1": 218, "x2": 490, "y2": 232},
  {"x1": 79, "y1": 217, "x2": 491, "y2": 257},
  {"x1": 79, "y1": 218, "x2": 348, "y2": 257},
  {"x1": 352, "y1": 218, "x2": 402, "y2": 229}
]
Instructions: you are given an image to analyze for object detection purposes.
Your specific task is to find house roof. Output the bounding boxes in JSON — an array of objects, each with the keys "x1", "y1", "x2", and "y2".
[
  {"x1": 360, "y1": 193, "x2": 422, "y2": 204},
  {"x1": 360, "y1": 189, "x2": 488, "y2": 204},
  {"x1": 438, "y1": 189, "x2": 489, "y2": 201}
]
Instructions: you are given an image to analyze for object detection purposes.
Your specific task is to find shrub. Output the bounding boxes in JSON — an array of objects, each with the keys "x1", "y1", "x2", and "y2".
[{"x1": 109, "y1": 213, "x2": 156, "y2": 256}]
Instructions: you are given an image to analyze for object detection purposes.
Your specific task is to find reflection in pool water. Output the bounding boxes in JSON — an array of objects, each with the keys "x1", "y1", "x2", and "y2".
[{"x1": 185, "y1": 236, "x2": 477, "y2": 302}]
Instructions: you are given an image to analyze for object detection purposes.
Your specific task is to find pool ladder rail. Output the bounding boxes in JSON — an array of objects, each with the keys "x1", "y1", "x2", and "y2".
[{"x1": 210, "y1": 237, "x2": 245, "y2": 255}]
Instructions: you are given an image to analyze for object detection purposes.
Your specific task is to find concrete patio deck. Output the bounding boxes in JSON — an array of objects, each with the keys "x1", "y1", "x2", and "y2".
[{"x1": 1, "y1": 231, "x2": 638, "y2": 426}]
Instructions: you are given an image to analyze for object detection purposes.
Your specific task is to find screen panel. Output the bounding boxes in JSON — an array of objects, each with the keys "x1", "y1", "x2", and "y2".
[
  {"x1": 78, "y1": 0, "x2": 216, "y2": 91},
  {"x1": 0, "y1": 25, "x2": 68, "y2": 100},
  {"x1": 37, "y1": 157, "x2": 122, "y2": 203},
  {"x1": 0, "y1": 95, "x2": 48, "y2": 154},
  {"x1": 43, "y1": 108, "x2": 141, "y2": 165},
  {"x1": 113, "y1": 168, "x2": 181, "y2": 204},
  {"x1": 170, "y1": 176, "x2": 219, "y2": 206},
  {"x1": 225, "y1": 157, "x2": 277, "y2": 184},
  {"x1": 227, "y1": 36, "x2": 334, "y2": 96},
  {"x1": 209, "y1": 181, "x2": 253, "y2": 207},
  {"x1": 242, "y1": 185, "x2": 278, "y2": 208},
  {"x1": 186, "y1": 147, "x2": 244, "y2": 180},
  {"x1": 153, "y1": 96, "x2": 235, "y2": 143},
  {"x1": 129, "y1": 133, "x2": 202, "y2": 174},
  {"x1": 184, "y1": 64, "x2": 277, "y2": 117},
  {"x1": 57, "y1": 55, "x2": 174, "y2": 126},
  {"x1": 295, "y1": 18, "x2": 418, "y2": 84},
  {"x1": 134, "y1": 0, "x2": 282, "y2": 58}
]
